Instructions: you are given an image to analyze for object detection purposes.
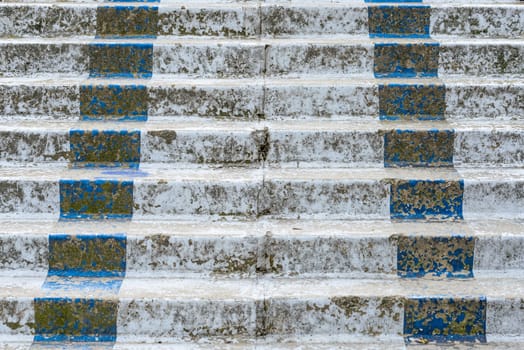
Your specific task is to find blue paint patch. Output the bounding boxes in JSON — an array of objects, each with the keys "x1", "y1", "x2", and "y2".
[
  {"x1": 366, "y1": 0, "x2": 422, "y2": 2},
  {"x1": 404, "y1": 297, "x2": 487, "y2": 343},
  {"x1": 384, "y1": 129, "x2": 454, "y2": 167},
  {"x1": 59, "y1": 179, "x2": 133, "y2": 220},
  {"x1": 69, "y1": 129, "x2": 141, "y2": 169},
  {"x1": 34, "y1": 297, "x2": 118, "y2": 343},
  {"x1": 105, "y1": 0, "x2": 159, "y2": 2},
  {"x1": 368, "y1": 6, "x2": 430, "y2": 38},
  {"x1": 80, "y1": 84, "x2": 148, "y2": 121},
  {"x1": 42, "y1": 277, "x2": 123, "y2": 293},
  {"x1": 390, "y1": 179, "x2": 464, "y2": 220},
  {"x1": 397, "y1": 235, "x2": 475, "y2": 278},
  {"x1": 374, "y1": 42, "x2": 439, "y2": 78},
  {"x1": 48, "y1": 234, "x2": 126, "y2": 277},
  {"x1": 88, "y1": 43, "x2": 153, "y2": 79},
  {"x1": 379, "y1": 83, "x2": 446, "y2": 120},
  {"x1": 96, "y1": 6, "x2": 159, "y2": 39},
  {"x1": 100, "y1": 169, "x2": 150, "y2": 177}
]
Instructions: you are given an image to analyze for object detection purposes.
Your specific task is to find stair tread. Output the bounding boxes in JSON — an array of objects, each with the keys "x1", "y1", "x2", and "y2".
[
  {"x1": 1, "y1": 165, "x2": 523, "y2": 180},
  {"x1": 2, "y1": 273, "x2": 524, "y2": 299},
  {"x1": 1, "y1": 75, "x2": 523, "y2": 85},
  {"x1": 1, "y1": 35, "x2": 522, "y2": 44},
  {"x1": 2, "y1": 119, "x2": 524, "y2": 131},
  {"x1": 1, "y1": 217, "x2": 523, "y2": 237}
]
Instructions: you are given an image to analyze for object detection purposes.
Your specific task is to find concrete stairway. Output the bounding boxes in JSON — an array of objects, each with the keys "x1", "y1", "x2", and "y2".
[{"x1": 0, "y1": 0, "x2": 523, "y2": 348}]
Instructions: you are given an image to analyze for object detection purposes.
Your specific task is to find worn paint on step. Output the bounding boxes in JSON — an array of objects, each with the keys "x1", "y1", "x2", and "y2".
[
  {"x1": 368, "y1": 6, "x2": 430, "y2": 38},
  {"x1": 404, "y1": 297, "x2": 487, "y2": 343},
  {"x1": 379, "y1": 84, "x2": 446, "y2": 120},
  {"x1": 384, "y1": 129, "x2": 454, "y2": 168},
  {"x1": 48, "y1": 234, "x2": 126, "y2": 277},
  {"x1": 59, "y1": 179, "x2": 133, "y2": 220},
  {"x1": 397, "y1": 235, "x2": 474, "y2": 278},
  {"x1": 374, "y1": 43, "x2": 439, "y2": 78},
  {"x1": 80, "y1": 84, "x2": 148, "y2": 121},
  {"x1": 69, "y1": 129, "x2": 141, "y2": 168},
  {"x1": 390, "y1": 179, "x2": 464, "y2": 220},
  {"x1": 96, "y1": 6, "x2": 158, "y2": 38},
  {"x1": 34, "y1": 298, "x2": 118, "y2": 343},
  {"x1": 88, "y1": 43, "x2": 153, "y2": 78}
]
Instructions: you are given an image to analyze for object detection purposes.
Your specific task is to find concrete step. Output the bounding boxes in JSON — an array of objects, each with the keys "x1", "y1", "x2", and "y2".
[
  {"x1": 0, "y1": 76, "x2": 521, "y2": 121},
  {"x1": 0, "y1": 166, "x2": 522, "y2": 220},
  {"x1": 1, "y1": 274, "x2": 523, "y2": 342},
  {"x1": 0, "y1": 37, "x2": 521, "y2": 77},
  {"x1": 2, "y1": 338, "x2": 524, "y2": 350},
  {"x1": 1, "y1": 219, "x2": 523, "y2": 276},
  {"x1": 0, "y1": 1, "x2": 522, "y2": 38},
  {"x1": 0, "y1": 120, "x2": 522, "y2": 167}
]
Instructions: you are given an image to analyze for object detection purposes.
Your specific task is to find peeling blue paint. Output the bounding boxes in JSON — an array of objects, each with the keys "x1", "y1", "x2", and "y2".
[
  {"x1": 59, "y1": 179, "x2": 134, "y2": 220},
  {"x1": 374, "y1": 42, "x2": 439, "y2": 78},
  {"x1": 34, "y1": 298, "x2": 118, "y2": 343},
  {"x1": 48, "y1": 234, "x2": 126, "y2": 277},
  {"x1": 88, "y1": 43, "x2": 153, "y2": 79},
  {"x1": 404, "y1": 297, "x2": 487, "y2": 343},
  {"x1": 384, "y1": 129, "x2": 454, "y2": 167},
  {"x1": 80, "y1": 84, "x2": 148, "y2": 121},
  {"x1": 368, "y1": 6, "x2": 430, "y2": 38},
  {"x1": 69, "y1": 129, "x2": 141, "y2": 169},
  {"x1": 390, "y1": 179, "x2": 464, "y2": 220},
  {"x1": 397, "y1": 235, "x2": 475, "y2": 278},
  {"x1": 96, "y1": 6, "x2": 158, "y2": 39},
  {"x1": 379, "y1": 84, "x2": 446, "y2": 120}
]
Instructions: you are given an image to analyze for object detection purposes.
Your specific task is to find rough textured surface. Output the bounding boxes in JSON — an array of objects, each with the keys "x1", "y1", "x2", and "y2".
[
  {"x1": 158, "y1": 6, "x2": 259, "y2": 37},
  {"x1": 404, "y1": 297, "x2": 486, "y2": 343},
  {"x1": 0, "y1": 131, "x2": 69, "y2": 163},
  {"x1": 141, "y1": 128, "x2": 263, "y2": 165},
  {"x1": 0, "y1": 83, "x2": 78, "y2": 118},
  {"x1": 258, "y1": 296, "x2": 403, "y2": 336},
  {"x1": 259, "y1": 178, "x2": 389, "y2": 220},
  {"x1": 0, "y1": 180, "x2": 58, "y2": 214},
  {"x1": 267, "y1": 129, "x2": 383, "y2": 165},
  {"x1": 440, "y1": 43, "x2": 524, "y2": 76},
  {"x1": 384, "y1": 129, "x2": 454, "y2": 168},
  {"x1": 397, "y1": 235, "x2": 474, "y2": 278},
  {"x1": 389, "y1": 180, "x2": 464, "y2": 220},
  {"x1": 379, "y1": 84, "x2": 445, "y2": 120},
  {"x1": 445, "y1": 83, "x2": 524, "y2": 121},
  {"x1": 88, "y1": 43, "x2": 153, "y2": 78},
  {"x1": 261, "y1": 5, "x2": 367, "y2": 36},
  {"x1": 154, "y1": 43, "x2": 264, "y2": 77},
  {"x1": 148, "y1": 83, "x2": 263, "y2": 119},
  {"x1": 80, "y1": 84, "x2": 148, "y2": 121},
  {"x1": 431, "y1": 6, "x2": 524, "y2": 38},
  {"x1": 59, "y1": 180, "x2": 133, "y2": 220},
  {"x1": 368, "y1": 6, "x2": 430, "y2": 38},
  {"x1": 0, "y1": 43, "x2": 87, "y2": 77},
  {"x1": 69, "y1": 129, "x2": 141, "y2": 168},
  {"x1": 374, "y1": 43, "x2": 439, "y2": 78},
  {"x1": 96, "y1": 6, "x2": 158, "y2": 38},
  {"x1": 48, "y1": 234, "x2": 126, "y2": 277},
  {"x1": 34, "y1": 298, "x2": 118, "y2": 342},
  {"x1": 266, "y1": 43, "x2": 372, "y2": 76},
  {"x1": 0, "y1": 5, "x2": 96, "y2": 38},
  {"x1": 264, "y1": 83, "x2": 377, "y2": 119}
]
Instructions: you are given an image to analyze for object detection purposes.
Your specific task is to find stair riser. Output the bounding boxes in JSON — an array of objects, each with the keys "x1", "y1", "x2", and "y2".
[
  {"x1": 0, "y1": 42, "x2": 522, "y2": 77},
  {"x1": 1, "y1": 128, "x2": 522, "y2": 167},
  {"x1": 1, "y1": 296, "x2": 522, "y2": 340},
  {"x1": 3, "y1": 232, "x2": 523, "y2": 276},
  {"x1": 0, "y1": 83, "x2": 520, "y2": 121},
  {"x1": 0, "y1": 178, "x2": 521, "y2": 220},
  {"x1": 1, "y1": 5, "x2": 522, "y2": 38}
]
